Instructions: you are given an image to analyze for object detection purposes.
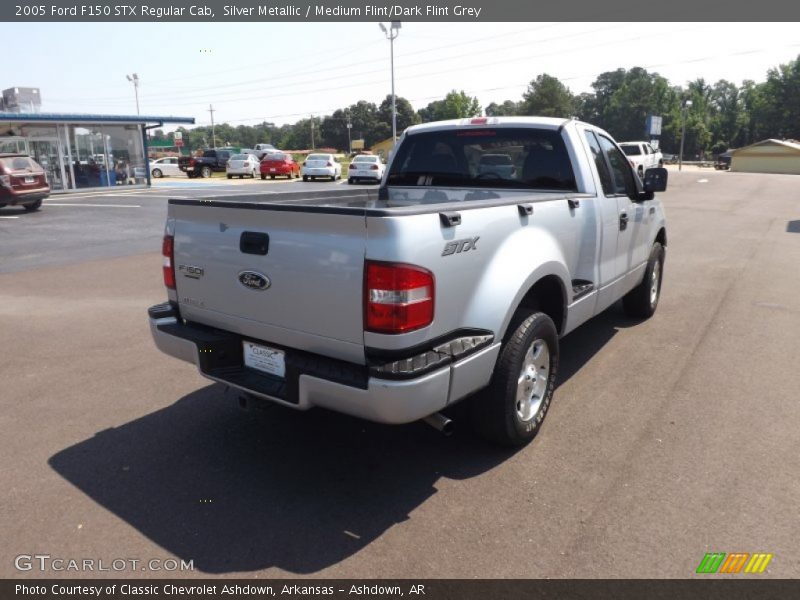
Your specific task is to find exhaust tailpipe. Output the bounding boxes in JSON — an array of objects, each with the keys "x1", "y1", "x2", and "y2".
[{"x1": 423, "y1": 413, "x2": 454, "y2": 436}]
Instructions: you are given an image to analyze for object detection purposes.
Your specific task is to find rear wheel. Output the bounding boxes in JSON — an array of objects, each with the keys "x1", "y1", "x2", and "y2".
[
  {"x1": 348, "y1": 177, "x2": 354, "y2": 184},
  {"x1": 470, "y1": 312, "x2": 559, "y2": 447},
  {"x1": 260, "y1": 174, "x2": 266, "y2": 180},
  {"x1": 227, "y1": 174, "x2": 233, "y2": 179},
  {"x1": 24, "y1": 199, "x2": 43, "y2": 212},
  {"x1": 302, "y1": 175, "x2": 308, "y2": 182},
  {"x1": 270, "y1": 175, "x2": 275, "y2": 180},
  {"x1": 623, "y1": 242, "x2": 665, "y2": 318}
]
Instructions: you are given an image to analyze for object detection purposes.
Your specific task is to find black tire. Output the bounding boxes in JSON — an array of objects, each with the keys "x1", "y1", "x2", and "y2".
[
  {"x1": 623, "y1": 242, "x2": 665, "y2": 319},
  {"x1": 24, "y1": 199, "x2": 43, "y2": 212},
  {"x1": 470, "y1": 312, "x2": 559, "y2": 447},
  {"x1": 260, "y1": 174, "x2": 266, "y2": 180},
  {"x1": 348, "y1": 177, "x2": 354, "y2": 184},
  {"x1": 200, "y1": 166, "x2": 212, "y2": 178},
  {"x1": 270, "y1": 175, "x2": 275, "y2": 180},
  {"x1": 152, "y1": 168, "x2": 163, "y2": 178},
  {"x1": 227, "y1": 174, "x2": 233, "y2": 179},
  {"x1": 302, "y1": 175, "x2": 308, "y2": 182}
]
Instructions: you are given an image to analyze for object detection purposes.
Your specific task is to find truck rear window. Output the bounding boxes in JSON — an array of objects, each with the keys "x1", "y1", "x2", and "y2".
[
  {"x1": 386, "y1": 128, "x2": 576, "y2": 191},
  {"x1": 621, "y1": 145, "x2": 642, "y2": 156}
]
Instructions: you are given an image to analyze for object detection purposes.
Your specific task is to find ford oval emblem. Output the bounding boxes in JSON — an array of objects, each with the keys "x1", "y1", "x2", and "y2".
[{"x1": 238, "y1": 270, "x2": 270, "y2": 291}]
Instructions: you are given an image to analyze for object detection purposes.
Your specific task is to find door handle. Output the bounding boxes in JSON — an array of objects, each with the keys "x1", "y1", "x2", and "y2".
[{"x1": 619, "y1": 212, "x2": 629, "y2": 231}]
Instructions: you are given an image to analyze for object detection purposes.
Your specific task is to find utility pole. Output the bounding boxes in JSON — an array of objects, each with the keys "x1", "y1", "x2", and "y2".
[
  {"x1": 379, "y1": 21, "x2": 401, "y2": 143},
  {"x1": 208, "y1": 104, "x2": 216, "y2": 148},
  {"x1": 125, "y1": 73, "x2": 140, "y2": 115},
  {"x1": 310, "y1": 114, "x2": 315, "y2": 150},
  {"x1": 346, "y1": 111, "x2": 352, "y2": 155},
  {"x1": 678, "y1": 100, "x2": 692, "y2": 171}
]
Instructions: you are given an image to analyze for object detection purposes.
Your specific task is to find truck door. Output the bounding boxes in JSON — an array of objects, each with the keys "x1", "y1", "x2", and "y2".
[{"x1": 581, "y1": 130, "x2": 643, "y2": 311}]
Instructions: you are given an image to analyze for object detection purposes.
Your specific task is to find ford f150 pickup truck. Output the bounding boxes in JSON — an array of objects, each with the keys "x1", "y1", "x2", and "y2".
[{"x1": 149, "y1": 117, "x2": 668, "y2": 446}]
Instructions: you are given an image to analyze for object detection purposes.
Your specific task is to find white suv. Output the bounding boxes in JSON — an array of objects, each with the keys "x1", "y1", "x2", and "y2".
[{"x1": 619, "y1": 141, "x2": 663, "y2": 178}]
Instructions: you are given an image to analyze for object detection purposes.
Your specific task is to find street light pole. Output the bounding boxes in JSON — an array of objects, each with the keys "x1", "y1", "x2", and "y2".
[
  {"x1": 678, "y1": 99, "x2": 692, "y2": 171},
  {"x1": 125, "y1": 73, "x2": 140, "y2": 115},
  {"x1": 379, "y1": 21, "x2": 401, "y2": 143},
  {"x1": 346, "y1": 111, "x2": 352, "y2": 155}
]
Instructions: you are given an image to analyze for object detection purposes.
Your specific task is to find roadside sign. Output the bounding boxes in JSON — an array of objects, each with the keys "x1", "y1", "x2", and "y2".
[
  {"x1": 173, "y1": 131, "x2": 183, "y2": 140},
  {"x1": 175, "y1": 139, "x2": 184, "y2": 147}
]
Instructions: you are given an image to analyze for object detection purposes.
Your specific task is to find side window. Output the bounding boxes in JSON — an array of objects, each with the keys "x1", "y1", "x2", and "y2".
[
  {"x1": 598, "y1": 135, "x2": 635, "y2": 196},
  {"x1": 583, "y1": 131, "x2": 614, "y2": 196}
]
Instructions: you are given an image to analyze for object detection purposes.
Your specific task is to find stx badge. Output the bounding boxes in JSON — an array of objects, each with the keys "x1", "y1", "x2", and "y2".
[{"x1": 442, "y1": 236, "x2": 480, "y2": 257}]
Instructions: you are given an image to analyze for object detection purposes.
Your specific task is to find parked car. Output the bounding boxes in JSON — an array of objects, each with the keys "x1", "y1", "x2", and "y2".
[
  {"x1": 226, "y1": 154, "x2": 260, "y2": 179},
  {"x1": 150, "y1": 157, "x2": 182, "y2": 178},
  {"x1": 178, "y1": 149, "x2": 232, "y2": 178},
  {"x1": 619, "y1": 141, "x2": 663, "y2": 178},
  {"x1": 149, "y1": 116, "x2": 669, "y2": 447},
  {"x1": 259, "y1": 152, "x2": 299, "y2": 180},
  {"x1": 347, "y1": 154, "x2": 385, "y2": 184},
  {"x1": 714, "y1": 150, "x2": 733, "y2": 170},
  {"x1": 0, "y1": 154, "x2": 50, "y2": 212},
  {"x1": 302, "y1": 153, "x2": 341, "y2": 182},
  {"x1": 477, "y1": 153, "x2": 517, "y2": 179}
]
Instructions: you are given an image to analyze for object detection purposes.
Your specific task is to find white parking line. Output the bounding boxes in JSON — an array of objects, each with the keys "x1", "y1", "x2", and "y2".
[
  {"x1": 45, "y1": 203, "x2": 141, "y2": 208},
  {"x1": 0, "y1": 215, "x2": 20, "y2": 219}
]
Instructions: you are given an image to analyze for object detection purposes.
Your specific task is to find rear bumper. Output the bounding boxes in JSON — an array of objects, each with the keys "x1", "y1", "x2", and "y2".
[
  {"x1": 0, "y1": 189, "x2": 49, "y2": 204},
  {"x1": 148, "y1": 303, "x2": 500, "y2": 424}
]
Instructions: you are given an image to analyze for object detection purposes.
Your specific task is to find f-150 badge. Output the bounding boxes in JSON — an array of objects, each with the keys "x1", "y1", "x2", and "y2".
[{"x1": 442, "y1": 236, "x2": 479, "y2": 256}]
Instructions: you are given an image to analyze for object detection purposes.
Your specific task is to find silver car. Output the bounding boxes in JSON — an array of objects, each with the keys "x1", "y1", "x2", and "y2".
[
  {"x1": 301, "y1": 153, "x2": 342, "y2": 182},
  {"x1": 226, "y1": 154, "x2": 260, "y2": 179}
]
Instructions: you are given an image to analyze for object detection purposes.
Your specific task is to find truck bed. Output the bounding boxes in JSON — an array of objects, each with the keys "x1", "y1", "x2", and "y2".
[{"x1": 169, "y1": 188, "x2": 591, "y2": 216}]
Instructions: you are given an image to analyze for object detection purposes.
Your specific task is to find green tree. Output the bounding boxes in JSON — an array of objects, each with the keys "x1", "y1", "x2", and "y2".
[
  {"x1": 485, "y1": 100, "x2": 520, "y2": 116},
  {"x1": 378, "y1": 95, "x2": 420, "y2": 138},
  {"x1": 419, "y1": 90, "x2": 481, "y2": 121},
  {"x1": 519, "y1": 74, "x2": 575, "y2": 118}
]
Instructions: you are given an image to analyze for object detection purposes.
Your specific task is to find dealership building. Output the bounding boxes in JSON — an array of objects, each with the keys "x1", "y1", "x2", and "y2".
[{"x1": 0, "y1": 86, "x2": 194, "y2": 193}]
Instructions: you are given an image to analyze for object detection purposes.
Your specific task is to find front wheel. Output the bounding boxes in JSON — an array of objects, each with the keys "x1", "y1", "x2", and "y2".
[
  {"x1": 24, "y1": 199, "x2": 43, "y2": 212},
  {"x1": 470, "y1": 312, "x2": 559, "y2": 447},
  {"x1": 623, "y1": 242, "x2": 665, "y2": 318},
  {"x1": 151, "y1": 168, "x2": 163, "y2": 178},
  {"x1": 200, "y1": 166, "x2": 212, "y2": 178},
  {"x1": 302, "y1": 175, "x2": 308, "y2": 182},
  {"x1": 260, "y1": 174, "x2": 266, "y2": 180}
]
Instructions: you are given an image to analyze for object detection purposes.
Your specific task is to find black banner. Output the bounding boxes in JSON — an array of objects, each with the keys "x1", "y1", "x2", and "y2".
[{"x1": 5, "y1": 580, "x2": 800, "y2": 600}]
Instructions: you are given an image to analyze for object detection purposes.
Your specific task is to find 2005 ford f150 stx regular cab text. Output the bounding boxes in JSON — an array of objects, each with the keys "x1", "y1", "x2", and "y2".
[{"x1": 149, "y1": 117, "x2": 668, "y2": 446}]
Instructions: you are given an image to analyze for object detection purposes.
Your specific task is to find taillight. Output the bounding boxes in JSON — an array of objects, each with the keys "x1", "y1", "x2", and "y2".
[
  {"x1": 326, "y1": 161, "x2": 333, "y2": 167},
  {"x1": 365, "y1": 261, "x2": 434, "y2": 333},
  {"x1": 370, "y1": 164, "x2": 379, "y2": 170},
  {"x1": 162, "y1": 235, "x2": 176, "y2": 289}
]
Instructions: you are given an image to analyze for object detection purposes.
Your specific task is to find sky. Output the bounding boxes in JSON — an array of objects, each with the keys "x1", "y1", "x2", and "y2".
[{"x1": 3, "y1": 22, "x2": 799, "y2": 130}]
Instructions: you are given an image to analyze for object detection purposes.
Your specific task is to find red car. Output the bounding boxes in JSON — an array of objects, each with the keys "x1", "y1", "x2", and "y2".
[
  {"x1": 260, "y1": 152, "x2": 300, "y2": 180},
  {"x1": 0, "y1": 154, "x2": 50, "y2": 212}
]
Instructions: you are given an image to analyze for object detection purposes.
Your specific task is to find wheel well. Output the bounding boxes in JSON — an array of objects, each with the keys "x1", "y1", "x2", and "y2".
[
  {"x1": 507, "y1": 275, "x2": 566, "y2": 340},
  {"x1": 655, "y1": 227, "x2": 667, "y2": 247}
]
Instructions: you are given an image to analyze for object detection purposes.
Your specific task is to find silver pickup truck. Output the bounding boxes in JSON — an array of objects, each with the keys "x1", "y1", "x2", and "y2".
[{"x1": 149, "y1": 117, "x2": 668, "y2": 446}]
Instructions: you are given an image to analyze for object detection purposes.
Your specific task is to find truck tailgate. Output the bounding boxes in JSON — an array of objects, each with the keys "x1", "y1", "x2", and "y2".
[{"x1": 170, "y1": 202, "x2": 367, "y2": 364}]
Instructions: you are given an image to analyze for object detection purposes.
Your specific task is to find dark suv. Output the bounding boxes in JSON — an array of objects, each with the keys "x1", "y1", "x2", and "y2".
[{"x1": 0, "y1": 154, "x2": 50, "y2": 211}]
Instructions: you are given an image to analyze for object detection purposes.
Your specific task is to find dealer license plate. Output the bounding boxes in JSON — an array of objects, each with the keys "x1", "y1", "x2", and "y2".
[{"x1": 242, "y1": 341, "x2": 285, "y2": 378}]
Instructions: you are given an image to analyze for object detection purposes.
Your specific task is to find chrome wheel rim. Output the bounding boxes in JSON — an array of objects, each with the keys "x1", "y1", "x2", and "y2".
[
  {"x1": 650, "y1": 261, "x2": 661, "y2": 306},
  {"x1": 516, "y1": 339, "x2": 550, "y2": 422}
]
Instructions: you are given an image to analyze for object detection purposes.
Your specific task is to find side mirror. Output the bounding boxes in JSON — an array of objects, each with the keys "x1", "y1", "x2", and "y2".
[{"x1": 643, "y1": 167, "x2": 668, "y2": 193}]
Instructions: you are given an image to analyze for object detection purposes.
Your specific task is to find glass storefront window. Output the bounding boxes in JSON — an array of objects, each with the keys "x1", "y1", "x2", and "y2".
[{"x1": 103, "y1": 125, "x2": 146, "y2": 186}]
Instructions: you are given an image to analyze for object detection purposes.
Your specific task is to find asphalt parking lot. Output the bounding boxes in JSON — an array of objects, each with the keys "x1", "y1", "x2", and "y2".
[{"x1": 1, "y1": 169, "x2": 799, "y2": 578}]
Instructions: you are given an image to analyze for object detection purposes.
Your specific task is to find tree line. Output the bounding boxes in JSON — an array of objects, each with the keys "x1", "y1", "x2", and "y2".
[{"x1": 152, "y1": 54, "x2": 800, "y2": 158}]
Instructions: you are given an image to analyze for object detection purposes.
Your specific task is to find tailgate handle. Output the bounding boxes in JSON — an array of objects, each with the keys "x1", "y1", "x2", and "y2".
[
  {"x1": 439, "y1": 212, "x2": 461, "y2": 227},
  {"x1": 240, "y1": 231, "x2": 269, "y2": 255}
]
